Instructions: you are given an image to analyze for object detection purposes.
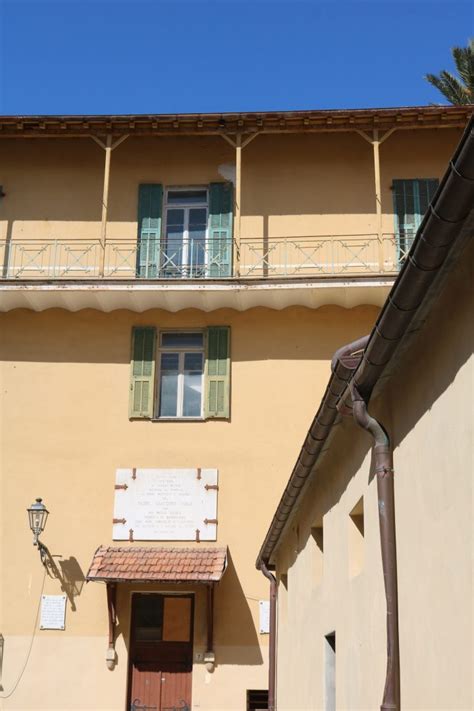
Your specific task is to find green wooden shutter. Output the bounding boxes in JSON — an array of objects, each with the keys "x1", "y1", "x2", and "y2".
[
  {"x1": 129, "y1": 327, "x2": 156, "y2": 418},
  {"x1": 392, "y1": 179, "x2": 439, "y2": 261},
  {"x1": 137, "y1": 184, "x2": 163, "y2": 278},
  {"x1": 205, "y1": 326, "x2": 230, "y2": 418},
  {"x1": 208, "y1": 183, "x2": 233, "y2": 277}
]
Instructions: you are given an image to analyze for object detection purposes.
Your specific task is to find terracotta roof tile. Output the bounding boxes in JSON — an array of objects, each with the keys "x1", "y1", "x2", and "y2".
[{"x1": 86, "y1": 546, "x2": 227, "y2": 584}]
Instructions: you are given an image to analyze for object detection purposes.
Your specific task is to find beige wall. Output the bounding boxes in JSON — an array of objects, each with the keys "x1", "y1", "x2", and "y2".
[
  {"x1": 273, "y1": 241, "x2": 473, "y2": 709},
  {"x1": 0, "y1": 128, "x2": 461, "y2": 244},
  {"x1": 0, "y1": 304, "x2": 378, "y2": 710}
]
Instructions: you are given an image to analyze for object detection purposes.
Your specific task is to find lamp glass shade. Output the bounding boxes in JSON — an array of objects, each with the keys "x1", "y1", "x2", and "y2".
[{"x1": 27, "y1": 498, "x2": 49, "y2": 537}]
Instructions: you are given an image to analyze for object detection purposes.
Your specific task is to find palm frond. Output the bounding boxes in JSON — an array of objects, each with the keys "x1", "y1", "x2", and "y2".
[
  {"x1": 425, "y1": 72, "x2": 467, "y2": 104},
  {"x1": 452, "y1": 44, "x2": 473, "y2": 95},
  {"x1": 425, "y1": 39, "x2": 474, "y2": 105},
  {"x1": 440, "y1": 70, "x2": 470, "y2": 102}
]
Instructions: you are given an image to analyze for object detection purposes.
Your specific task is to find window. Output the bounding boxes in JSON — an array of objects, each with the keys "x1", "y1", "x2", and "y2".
[
  {"x1": 392, "y1": 178, "x2": 439, "y2": 262},
  {"x1": 129, "y1": 326, "x2": 230, "y2": 420},
  {"x1": 279, "y1": 572, "x2": 289, "y2": 623},
  {"x1": 348, "y1": 497, "x2": 364, "y2": 578},
  {"x1": 158, "y1": 332, "x2": 204, "y2": 418},
  {"x1": 136, "y1": 182, "x2": 233, "y2": 278},
  {"x1": 246, "y1": 690, "x2": 269, "y2": 710},
  {"x1": 132, "y1": 594, "x2": 193, "y2": 643},
  {"x1": 324, "y1": 632, "x2": 336, "y2": 711},
  {"x1": 311, "y1": 523, "x2": 324, "y2": 585},
  {"x1": 163, "y1": 189, "x2": 208, "y2": 278}
]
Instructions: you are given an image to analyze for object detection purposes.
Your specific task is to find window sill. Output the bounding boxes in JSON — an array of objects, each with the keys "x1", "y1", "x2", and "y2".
[
  {"x1": 129, "y1": 416, "x2": 230, "y2": 422},
  {"x1": 151, "y1": 417, "x2": 205, "y2": 422}
]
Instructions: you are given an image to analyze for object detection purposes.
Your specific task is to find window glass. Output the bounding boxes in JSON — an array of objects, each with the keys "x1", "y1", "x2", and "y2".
[
  {"x1": 157, "y1": 333, "x2": 204, "y2": 418},
  {"x1": 134, "y1": 595, "x2": 164, "y2": 641},
  {"x1": 183, "y1": 353, "x2": 204, "y2": 417},
  {"x1": 189, "y1": 208, "x2": 207, "y2": 268},
  {"x1": 161, "y1": 332, "x2": 203, "y2": 348},
  {"x1": 167, "y1": 189, "x2": 207, "y2": 205},
  {"x1": 159, "y1": 353, "x2": 179, "y2": 417}
]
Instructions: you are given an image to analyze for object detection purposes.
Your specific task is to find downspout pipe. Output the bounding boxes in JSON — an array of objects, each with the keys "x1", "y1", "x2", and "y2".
[
  {"x1": 347, "y1": 382, "x2": 400, "y2": 711},
  {"x1": 259, "y1": 561, "x2": 277, "y2": 711}
]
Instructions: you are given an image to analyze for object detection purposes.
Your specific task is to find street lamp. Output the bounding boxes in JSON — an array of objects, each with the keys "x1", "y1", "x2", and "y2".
[{"x1": 27, "y1": 498, "x2": 49, "y2": 563}]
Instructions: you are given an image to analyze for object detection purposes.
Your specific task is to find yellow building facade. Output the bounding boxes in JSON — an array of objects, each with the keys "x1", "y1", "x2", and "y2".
[{"x1": 0, "y1": 107, "x2": 470, "y2": 711}]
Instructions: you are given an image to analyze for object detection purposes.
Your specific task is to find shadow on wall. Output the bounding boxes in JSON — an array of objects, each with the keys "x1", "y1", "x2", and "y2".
[
  {"x1": 0, "y1": 134, "x2": 378, "y2": 224},
  {"x1": 214, "y1": 550, "x2": 263, "y2": 666},
  {"x1": 383, "y1": 237, "x2": 474, "y2": 452},
  {"x1": 42, "y1": 549, "x2": 86, "y2": 612},
  {"x1": 0, "y1": 305, "x2": 380, "y2": 364},
  {"x1": 280, "y1": 236, "x2": 474, "y2": 576}
]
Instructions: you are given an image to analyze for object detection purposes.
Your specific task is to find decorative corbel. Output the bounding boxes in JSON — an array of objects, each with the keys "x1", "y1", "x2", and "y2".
[{"x1": 106, "y1": 583, "x2": 117, "y2": 670}]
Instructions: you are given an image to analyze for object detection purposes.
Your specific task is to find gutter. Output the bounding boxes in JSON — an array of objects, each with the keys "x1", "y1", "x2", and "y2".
[{"x1": 260, "y1": 562, "x2": 277, "y2": 711}]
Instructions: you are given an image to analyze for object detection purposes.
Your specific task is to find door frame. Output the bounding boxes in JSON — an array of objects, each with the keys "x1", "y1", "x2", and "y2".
[{"x1": 126, "y1": 591, "x2": 195, "y2": 711}]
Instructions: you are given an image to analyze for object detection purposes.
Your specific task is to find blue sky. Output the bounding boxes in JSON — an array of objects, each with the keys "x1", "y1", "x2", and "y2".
[{"x1": 0, "y1": 0, "x2": 471, "y2": 115}]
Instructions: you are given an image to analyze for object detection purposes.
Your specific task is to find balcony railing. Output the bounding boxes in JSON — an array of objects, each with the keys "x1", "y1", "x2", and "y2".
[{"x1": 0, "y1": 234, "x2": 414, "y2": 281}]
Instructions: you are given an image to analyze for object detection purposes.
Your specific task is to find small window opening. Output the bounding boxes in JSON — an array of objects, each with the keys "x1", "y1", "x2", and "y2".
[
  {"x1": 247, "y1": 689, "x2": 269, "y2": 710},
  {"x1": 311, "y1": 524, "x2": 324, "y2": 585},
  {"x1": 324, "y1": 632, "x2": 336, "y2": 711},
  {"x1": 348, "y1": 496, "x2": 364, "y2": 578},
  {"x1": 279, "y1": 572, "x2": 289, "y2": 623}
]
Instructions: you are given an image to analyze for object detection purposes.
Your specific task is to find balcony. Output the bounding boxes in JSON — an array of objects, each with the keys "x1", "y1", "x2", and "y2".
[
  {"x1": 1, "y1": 233, "x2": 412, "y2": 281},
  {"x1": 0, "y1": 233, "x2": 410, "y2": 312}
]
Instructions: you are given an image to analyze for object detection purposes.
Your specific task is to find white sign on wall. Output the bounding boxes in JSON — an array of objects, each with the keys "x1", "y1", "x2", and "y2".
[
  {"x1": 113, "y1": 468, "x2": 218, "y2": 541},
  {"x1": 40, "y1": 595, "x2": 67, "y2": 630},
  {"x1": 259, "y1": 600, "x2": 270, "y2": 634}
]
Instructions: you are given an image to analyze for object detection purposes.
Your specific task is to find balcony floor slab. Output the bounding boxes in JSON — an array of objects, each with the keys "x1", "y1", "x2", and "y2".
[{"x1": 0, "y1": 277, "x2": 395, "y2": 312}]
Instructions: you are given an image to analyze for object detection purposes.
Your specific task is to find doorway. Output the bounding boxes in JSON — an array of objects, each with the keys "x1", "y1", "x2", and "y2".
[
  {"x1": 162, "y1": 189, "x2": 208, "y2": 278},
  {"x1": 127, "y1": 593, "x2": 194, "y2": 711}
]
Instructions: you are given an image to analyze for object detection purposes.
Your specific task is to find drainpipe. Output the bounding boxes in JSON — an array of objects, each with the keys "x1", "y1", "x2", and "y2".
[
  {"x1": 259, "y1": 561, "x2": 277, "y2": 711},
  {"x1": 349, "y1": 382, "x2": 400, "y2": 711}
]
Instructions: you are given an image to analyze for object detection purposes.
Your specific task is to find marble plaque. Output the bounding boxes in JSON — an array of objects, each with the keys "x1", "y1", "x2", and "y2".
[
  {"x1": 113, "y1": 468, "x2": 218, "y2": 541},
  {"x1": 40, "y1": 595, "x2": 66, "y2": 630},
  {"x1": 259, "y1": 600, "x2": 270, "y2": 634}
]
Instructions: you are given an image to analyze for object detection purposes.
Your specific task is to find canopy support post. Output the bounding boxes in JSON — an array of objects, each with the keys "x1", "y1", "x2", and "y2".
[
  {"x1": 205, "y1": 583, "x2": 215, "y2": 672},
  {"x1": 106, "y1": 582, "x2": 117, "y2": 670}
]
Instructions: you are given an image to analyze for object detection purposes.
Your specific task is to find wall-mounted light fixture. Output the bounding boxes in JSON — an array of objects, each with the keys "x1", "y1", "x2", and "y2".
[{"x1": 27, "y1": 498, "x2": 49, "y2": 564}]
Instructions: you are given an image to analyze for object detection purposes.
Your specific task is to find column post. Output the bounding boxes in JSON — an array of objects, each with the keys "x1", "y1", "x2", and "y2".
[
  {"x1": 372, "y1": 130, "x2": 384, "y2": 271},
  {"x1": 99, "y1": 135, "x2": 113, "y2": 277},
  {"x1": 91, "y1": 134, "x2": 129, "y2": 278},
  {"x1": 234, "y1": 133, "x2": 242, "y2": 276}
]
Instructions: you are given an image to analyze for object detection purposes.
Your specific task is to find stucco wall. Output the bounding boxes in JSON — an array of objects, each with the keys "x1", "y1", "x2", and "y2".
[
  {"x1": 0, "y1": 128, "x2": 461, "y2": 244},
  {"x1": 0, "y1": 304, "x2": 378, "y2": 710},
  {"x1": 273, "y1": 241, "x2": 473, "y2": 709}
]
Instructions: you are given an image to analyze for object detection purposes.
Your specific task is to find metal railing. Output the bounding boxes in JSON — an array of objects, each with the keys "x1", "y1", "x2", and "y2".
[{"x1": 0, "y1": 234, "x2": 415, "y2": 280}]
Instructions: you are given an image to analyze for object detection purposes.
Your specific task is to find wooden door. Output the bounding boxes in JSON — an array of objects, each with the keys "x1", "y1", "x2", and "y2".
[{"x1": 128, "y1": 594, "x2": 193, "y2": 711}]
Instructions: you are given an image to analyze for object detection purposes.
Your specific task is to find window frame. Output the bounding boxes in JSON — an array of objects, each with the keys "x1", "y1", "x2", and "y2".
[
  {"x1": 154, "y1": 329, "x2": 206, "y2": 421},
  {"x1": 162, "y1": 186, "x2": 209, "y2": 277}
]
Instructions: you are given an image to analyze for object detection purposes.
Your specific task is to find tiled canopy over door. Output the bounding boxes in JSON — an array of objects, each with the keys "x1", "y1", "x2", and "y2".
[
  {"x1": 208, "y1": 182, "x2": 233, "y2": 277},
  {"x1": 392, "y1": 179, "x2": 439, "y2": 260},
  {"x1": 137, "y1": 184, "x2": 163, "y2": 278}
]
